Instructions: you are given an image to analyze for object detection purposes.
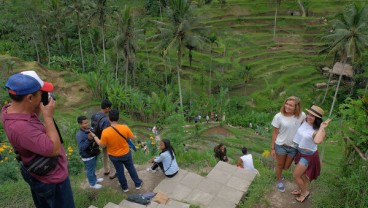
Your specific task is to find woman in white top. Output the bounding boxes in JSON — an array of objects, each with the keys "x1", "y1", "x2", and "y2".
[
  {"x1": 271, "y1": 96, "x2": 306, "y2": 192},
  {"x1": 292, "y1": 105, "x2": 331, "y2": 202}
]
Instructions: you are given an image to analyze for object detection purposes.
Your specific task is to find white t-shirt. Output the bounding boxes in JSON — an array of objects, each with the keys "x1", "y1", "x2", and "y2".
[
  {"x1": 240, "y1": 154, "x2": 255, "y2": 171},
  {"x1": 293, "y1": 122, "x2": 317, "y2": 151},
  {"x1": 271, "y1": 112, "x2": 306, "y2": 147}
]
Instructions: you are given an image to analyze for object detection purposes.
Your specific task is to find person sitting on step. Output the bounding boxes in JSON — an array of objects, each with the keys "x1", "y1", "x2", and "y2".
[{"x1": 147, "y1": 139, "x2": 179, "y2": 178}]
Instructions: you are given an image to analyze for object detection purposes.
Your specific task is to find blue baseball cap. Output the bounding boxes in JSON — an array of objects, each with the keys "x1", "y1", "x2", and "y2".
[{"x1": 5, "y1": 71, "x2": 54, "y2": 95}]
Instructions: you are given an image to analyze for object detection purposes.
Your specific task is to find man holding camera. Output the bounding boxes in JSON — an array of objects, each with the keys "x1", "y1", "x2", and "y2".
[
  {"x1": 76, "y1": 115, "x2": 104, "y2": 189},
  {"x1": 1, "y1": 71, "x2": 75, "y2": 207}
]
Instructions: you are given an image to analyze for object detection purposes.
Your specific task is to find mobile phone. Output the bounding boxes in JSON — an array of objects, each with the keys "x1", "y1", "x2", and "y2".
[{"x1": 41, "y1": 92, "x2": 56, "y2": 105}]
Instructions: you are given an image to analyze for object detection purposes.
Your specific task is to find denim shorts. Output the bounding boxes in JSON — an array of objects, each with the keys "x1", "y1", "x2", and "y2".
[
  {"x1": 298, "y1": 148, "x2": 315, "y2": 167},
  {"x1": 275, "y1": 144, "x2": 297, "y2": 157}
]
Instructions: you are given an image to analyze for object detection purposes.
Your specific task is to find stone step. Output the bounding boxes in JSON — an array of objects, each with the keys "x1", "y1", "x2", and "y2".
[
  {"x1": 119, "y1": 200, "x2": 147, "y2": 208},
  {"x1": 95, "y1": 161, "x2": 257, "y2": 208},
  {"x1": 103, "y1": 202, "x2": 120, "y2": 208}
]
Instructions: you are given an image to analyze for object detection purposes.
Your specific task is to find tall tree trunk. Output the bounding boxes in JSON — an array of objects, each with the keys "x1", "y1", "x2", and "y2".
[
  {"x1": 132, "y1": 60, "x2": 136, "y2": 87},
  {"x1": 177, "y1": 43, "x2": 183, "y2": 112},
  {"x1": 102, "y1": 25, "x2": 106, "y2": 63},
  {"x1": 321, "y1": 61, "x2": 345, "y2": 163},
  {"x1": 209, "y1": 46, "x2": 212, "y2": 96},
  {"x1": 159, "y1": 0, "x2": 163, "y2": 21},
  {"x1": 56, "y1": 29, "x2": 62, "y2": 54},
  {"x1": 322, "y1": 71, "x2": 333, "y2": 104},
  {"x1": 46, "y1": 41, "x2": 51, "y2": 65},
  {"x1": 32, "y1": 36, "x2": 40, "y2": 63},
  {"x1": 115, "y1": 52, "x2": 119, "y2": 80},
  {"x1": 297, "y1": 0, "x2": 307, "y2": 17},
  {"x1": 328, "y1": 72, "x2": 343, "y2": 116},
  {"x1": 125, "y1": 60, "x2": 128, "y2": 87},
  {"x1": 77, "y1": 13, "x2": 85, "y2": 72},
  {"x1": 89, "y1": 33, "x2": 97, "y2": 65},
  {"x1": 145, "y1": 38, "x2": 150, "y2": 68},
  {"x1": 273, "y1": 6, "x2": 278, "y2": 39}
]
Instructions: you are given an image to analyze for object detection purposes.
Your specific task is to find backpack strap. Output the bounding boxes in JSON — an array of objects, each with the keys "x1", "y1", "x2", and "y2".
[{"x1": 92, "y1": 114, "x2": 105, "y2": 137}]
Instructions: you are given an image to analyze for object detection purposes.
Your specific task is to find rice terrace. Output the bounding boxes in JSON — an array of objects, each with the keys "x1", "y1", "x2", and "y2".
[{"x1": 0, "y1": 0, "x2": 367, "y2": 207}]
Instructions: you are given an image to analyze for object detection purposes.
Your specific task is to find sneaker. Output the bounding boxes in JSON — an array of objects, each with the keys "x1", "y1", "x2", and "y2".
[
  {"x1": 136, "y1": 182, "x2": 143, "y2": 190},
  {"x1": 97, "y1": 178, "x2": 104, "y2": 183},
  {"x1": 277, "y1": 181, "x2": 285, "y2": 192},
  {"x1": 146, "y1": 167, "x2": 157, "y2": 173},
  {"x1": 123, "y1": 188, "x2": 129, "y2": 193},
  {"x1": 90, "y1": 184, "x2": 103, "y2": 189}
]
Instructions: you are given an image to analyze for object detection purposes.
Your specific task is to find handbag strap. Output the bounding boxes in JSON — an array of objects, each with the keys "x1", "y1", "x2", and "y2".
[{"x1": 110, "y1": 126, "x2": 128, "y2": 142}]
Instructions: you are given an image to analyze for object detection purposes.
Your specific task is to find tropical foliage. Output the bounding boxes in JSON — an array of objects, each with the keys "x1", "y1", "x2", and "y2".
[
  {"x1": 0, "y1": 0, "x2": 368, "y2": 207},
  {"x1": 322, "y1": 4, "x2": 368, "y2": 116}
]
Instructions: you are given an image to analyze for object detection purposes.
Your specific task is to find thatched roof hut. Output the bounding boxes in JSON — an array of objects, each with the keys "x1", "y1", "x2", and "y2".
[{"x1": 330, "y1": 62, "x2": 354, "y2": 78}]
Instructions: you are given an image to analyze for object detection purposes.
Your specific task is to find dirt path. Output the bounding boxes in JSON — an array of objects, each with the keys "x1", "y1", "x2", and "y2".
[
  {"x1": 80, "y1": 163, "x2": 166, "y2": 194},
  {"x1": 265, "y1": 180, "x2": 312, "y2": 208}
]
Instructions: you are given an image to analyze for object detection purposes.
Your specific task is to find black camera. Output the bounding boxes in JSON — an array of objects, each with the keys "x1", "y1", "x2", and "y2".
[
  {"x1": 84, "y1": 127, "x2": 95, "y2": 134},
  {"x1": 41, "y1": 92, "x2": 56, "y2": 105}
]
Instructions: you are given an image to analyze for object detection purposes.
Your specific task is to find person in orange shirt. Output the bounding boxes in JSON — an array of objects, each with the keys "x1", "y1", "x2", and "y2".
[{"x1": 92, "y1": 109, "x2": 142, "y2": 193}]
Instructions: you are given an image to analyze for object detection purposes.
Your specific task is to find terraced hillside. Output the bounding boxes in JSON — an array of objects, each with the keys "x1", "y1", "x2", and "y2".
[{"x1": 137, "y1": 0, "x2": 345, "y2": 110}]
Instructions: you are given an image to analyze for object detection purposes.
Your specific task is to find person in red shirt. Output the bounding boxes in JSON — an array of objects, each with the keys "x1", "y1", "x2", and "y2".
[{"x1": 2, "y1": 71, "x2": 75, "y2": 208}]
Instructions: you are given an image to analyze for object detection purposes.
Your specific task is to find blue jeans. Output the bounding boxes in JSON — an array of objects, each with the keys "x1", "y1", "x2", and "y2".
[
  {"x1": 20, "y1": 164, "x2": 75, "y2": 208},
  {"x1": 109, "y1": 151, "x2": 142, "y2": 190},
  {"x1": 298, "y1": 148, "x2": 315, "y2": 167},
  {"x1": 83, "y1": 156, "x2": 97, "y2": 186},
  {"x1": 275, "y1": 144, "x2": 297, "y2": 157}
]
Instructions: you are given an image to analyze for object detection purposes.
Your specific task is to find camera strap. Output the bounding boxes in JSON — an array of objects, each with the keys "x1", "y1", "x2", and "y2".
[
  {"x1": 110, "y1": 126, "x2": 129, "y2": 142},
  {"x1": 53, "y1": 118, "x2": 63, "y2": 143}
]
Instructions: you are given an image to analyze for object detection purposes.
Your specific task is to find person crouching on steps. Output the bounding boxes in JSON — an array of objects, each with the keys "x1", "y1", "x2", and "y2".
[
  {"x1": 147, "y1": 139, "x2": 179, "y2": 178},
  {"x1": 214, "y1": 143, "x2": 229, "y2": 162}
]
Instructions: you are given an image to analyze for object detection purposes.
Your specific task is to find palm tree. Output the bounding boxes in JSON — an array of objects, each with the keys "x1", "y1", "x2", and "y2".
[
  {"x1": 69, "y1": 0, "x2": 86, "y2": 71},
  {"x1": 47, "y1": 0, "x2": 66, "y2": 54},
  {"x1": 87, "y1": 0, "x2": 108, "y2": 64},
  {"x1": 208, "y1": 33, "x2": 218, "y2": 96},
  {"x1": 322, "y1": 4, "x2": 368, "y2": 117},
  {"x1": 320, "y1": 4, "x2": 368, "y2": 162},
  {"x1": 150, "y1": 0, "x2": 209, "y2": 112},
  {"x1": 111, "y1": 6, "x2": 142, "y2": 86}
]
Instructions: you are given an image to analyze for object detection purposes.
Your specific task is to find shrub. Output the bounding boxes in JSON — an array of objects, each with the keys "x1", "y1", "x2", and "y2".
[
  {"x1": 0, "y1": 143, "x2": 20, "y2": 184},
  {"x1": 164, "y1": 114, "x2": 186, "y2": 145}
]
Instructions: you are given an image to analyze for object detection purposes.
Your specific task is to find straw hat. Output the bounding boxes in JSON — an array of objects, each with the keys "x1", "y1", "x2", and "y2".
[{"x1": 306, "y1": 105, "x2": 324, "y2": 118}]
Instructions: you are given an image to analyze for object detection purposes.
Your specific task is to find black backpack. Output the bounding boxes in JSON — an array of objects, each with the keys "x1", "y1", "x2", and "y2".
[{"x1": 91, "y1": 114, "x2": 105, "y2": 138}]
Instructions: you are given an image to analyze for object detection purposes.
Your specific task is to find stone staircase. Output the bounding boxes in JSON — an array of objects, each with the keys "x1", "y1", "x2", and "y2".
[{"x1": 89, "y1": 161, "x2": 257, "y2": 208}]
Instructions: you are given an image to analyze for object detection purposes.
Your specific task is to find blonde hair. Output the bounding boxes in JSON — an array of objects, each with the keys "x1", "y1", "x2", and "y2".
[{"x1": 280, "y1": 96, "x2": 302, "y2": 118}]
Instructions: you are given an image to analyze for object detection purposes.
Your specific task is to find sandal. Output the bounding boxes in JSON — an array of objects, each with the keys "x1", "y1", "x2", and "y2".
[
  {"x1": 291, "y1": 190, "x2": 301, "y2": 195},
  {"x1": 296, "y1": 193, "x2": 310, "y2": 203}
]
